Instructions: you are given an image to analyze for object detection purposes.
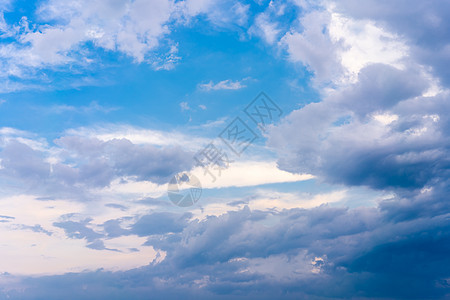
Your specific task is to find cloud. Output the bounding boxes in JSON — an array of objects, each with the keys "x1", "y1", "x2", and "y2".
[
  {"x1": 249, "y1": 13, "x2": 281, "y2": 44},
  {"x1": 48, "y1": 101, "x2": 119, "y2": 114},
  {"x1": 281, "y1": 10, "x2": 343, "y2": 83},
  {"x1": 54, "y1": 135, "x2": 194, "y2": 185},
  {"x1": 180, "y1": 101, "x2": 190, "y2": 111},
  {"x1": 0, "y1": 0, "x2": 252, "y2": 91},
  {"x1": 96, "y1": 159, "x2": 313, "y2": 202},
  {"x1": 0, "y1": 194, "x2": 165, "y2": 275},
  {"x1": 2, "y1": 199, "x2": 449, "y2": 299},
  {"x1": 198, "y1": 79, "x2": 247, "y2": 91},
  {"x1": 131, "y1": 212, "x2": 192, "y2": 236},
  {"x1": 280, "y1": 5, "x2": 409, "y2": 85},
  {"x1": 53, "y1": 218, "x2": 103, "y2": 243},
  {"x1": 0, "y1": 0, "x2": 179, "y2": 90},
  {"x1": 29, "y1": 0, "x2": 172, "y2": 63},
  {"x1": 268, "y1": 2, "x2": 449, "y2": 196},
  {"x1": 190, "y1": 160, "x2": 313, "y2": 190},
  {"x1": 0, "y1": 140, "x2": 50, "y2": 182},
  {"x1": 268, "y1": 63, "x2": 447, "y2": 192},
  {"x1": 0, "y1": 129, "x2": 195, "y2": 202},
  {"x1": 334, "y1": 0, "x2": 450, "y2": 87},
  {"x1": 65, "y1": 124, "x2": 210, "y2": 151},
  {"x1": 182, "y1": 0, "x2": 249, "y2": 28}
]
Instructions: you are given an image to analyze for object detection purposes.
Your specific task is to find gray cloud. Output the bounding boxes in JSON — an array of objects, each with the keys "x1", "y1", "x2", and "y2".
[
  {"x1": 131, "y1": 212, "x2": 192, "y2": 236},
  {"x1": 53, "y1": 218, "x2": 103, "y2": 242},
  {"x1": 268, "y1": 63, "x2": 449, "y2": 192},
  {"x1": 0, "y1": 135, "x2": 194, "y2": 200},
  {"x1": 333, "y1": 64, "x2": 428, "y2": 118},
  {"x1": 1, "y1": 200, "x2": 449, "y2": 299},
  {"x1": 0, "y1": 141, "x2": 50, "y2": 182},
  {"x1": 56, "y1": 136, "x2": 194, "y2": 185}
]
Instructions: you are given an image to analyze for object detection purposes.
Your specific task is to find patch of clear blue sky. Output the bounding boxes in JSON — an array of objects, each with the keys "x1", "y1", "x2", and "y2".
[{"x1": 0, "y1": 15, "x2": 319, "y2": 143}]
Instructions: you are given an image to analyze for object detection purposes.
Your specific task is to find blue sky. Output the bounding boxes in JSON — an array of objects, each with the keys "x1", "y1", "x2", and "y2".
[{"x1": 0, "y1": 0, "x2": 449, "y2": 299}]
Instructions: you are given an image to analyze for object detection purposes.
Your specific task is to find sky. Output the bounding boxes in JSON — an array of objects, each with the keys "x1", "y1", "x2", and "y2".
[{"x1": 0, "y1": 0, "x2": 449, "y2": 299}]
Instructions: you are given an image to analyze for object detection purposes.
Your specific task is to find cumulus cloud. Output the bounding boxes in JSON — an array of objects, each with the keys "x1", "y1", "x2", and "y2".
[
  {"x1": 269, "y1": 0, "x2": 450, "y2": 196},
  {"x1": 268, "y1": 64, "x2": 448, "y2": 192}
]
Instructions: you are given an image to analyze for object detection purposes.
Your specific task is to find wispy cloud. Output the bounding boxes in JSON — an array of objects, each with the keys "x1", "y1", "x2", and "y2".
[
  {"x1": 48, "y1": 101, "x2": 119, "y2": 114},
  {"x1": 198, "y1": 79, "x2": 247, "y2": 91},
  {"x1": 180, "y1": 101, "x2": 190, "y2": 111}
]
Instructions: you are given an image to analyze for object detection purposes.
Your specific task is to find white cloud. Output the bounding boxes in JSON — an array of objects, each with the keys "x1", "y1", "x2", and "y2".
[
  {"x1": 98, "y1": 160, "x2": 313, "y2": 201},
  {"x1": 250, "y1": 13, "x2": 281, "y2": 44},
  {"x1": 190, "y1": 160, "x2": 313, "y2": 189},
  {"x1": 65, "y1": 124, "x2": 210, "y2": 151},
  {"x1": 194, "y1": 189, "x2": 347, "y2": 218},
  {"x1": 182, "y1": 0, "x2": 249, "y2": 27},
  {"x1": 180, "y1": 101, "x2": 190, "y2": 111},
  {"x1": 39, "y1": 0, "x2": 173, "y2": 62},
  {"x1": 372, "y1": 113, "x2": 399, "y2": 125},
  {"x1": 281, "y1": 10, "x2": 342, "y2": 83},
  {"x1": 0, "y1": 194, "x2": 164, "y2": 275},
  {"x1": 0, "y1": 0, "x2": 253, "y2": 89},
  {"x1": 0, "y1": 0, "x2": 176, "y2": 82},
  {"x1": 328, "y1": 12, "x2": 408, "y2": 83},
  {"x1": 198, "y1": 79, "x2": 247, "y2": 91},
  {"x1": 48, "y1": 101, "x2": 119, "y2": 114},
  {"x1": 281, "y1": 6, "x2": 408, "y2": 85}
]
